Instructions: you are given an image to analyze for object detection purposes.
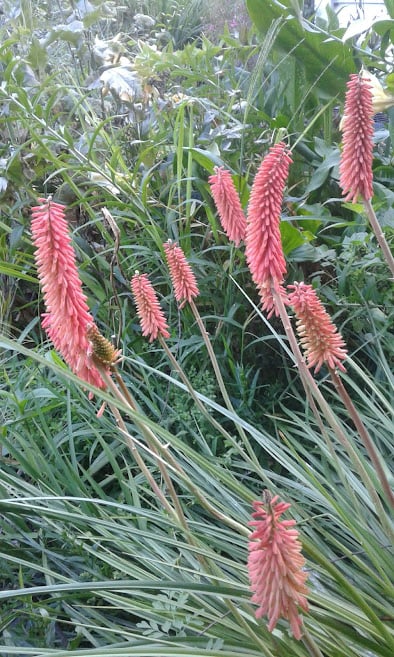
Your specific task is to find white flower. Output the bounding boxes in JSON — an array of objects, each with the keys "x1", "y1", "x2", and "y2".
[{"x1": 361, "y1": 70, "x2": 394, "y2": 113}]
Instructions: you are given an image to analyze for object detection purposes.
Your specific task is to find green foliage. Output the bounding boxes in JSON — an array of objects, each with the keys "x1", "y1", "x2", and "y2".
[
  {"x1": 1, "y1": 331, "x2": 393, "y2": 656},
  {"x1": 246, "y1": 0, "x2": 355, "y2": 96},
  {"x1": 0, "y1": 1, "x2": 393, "y2": 656}
]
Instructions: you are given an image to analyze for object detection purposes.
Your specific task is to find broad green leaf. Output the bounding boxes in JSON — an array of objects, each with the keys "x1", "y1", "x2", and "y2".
[
  {"x1": 384, "y1": 0, "x2": 394, "y2": 19},
  {"x1": 246, "y1": 0, "x2": 355, "y2": 96},
  {"x1": 76, "y1": 0, "x2": 116, "y2": 28},
  {"x1": 280, "y1": 220, "x2": 306, "y2": 254},
  {"x1": 371, "y1": 19, "x2": 394, "y2": 36},
  {"x1": 27, "y1": 36, "x2": 48, "y2": 72},
  {"x1": 342, "y1": 18, "x2": 373, "y2": 41},
  {"x1": 189, "y1": 147, "x2": 225, "y2": 172},
  {"x1": 43, "y1": 20, "x2": 84, "y2": 48}
]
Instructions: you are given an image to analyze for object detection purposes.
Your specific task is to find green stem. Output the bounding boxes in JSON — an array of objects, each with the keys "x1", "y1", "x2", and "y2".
[
  {"x1": 158, "y1": 333, "x2": 257, "y2": 469},
  {"x1": 226, "y1": 599, "x2": 277, "y2": 656},
  {"x1": 98, "y1": 367, "x2": 187, "y2": 528},
  {"x1": 189, "y1": 298, "x2": 260, "y2": 467}
]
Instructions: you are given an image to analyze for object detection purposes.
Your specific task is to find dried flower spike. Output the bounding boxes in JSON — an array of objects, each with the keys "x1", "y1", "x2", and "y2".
[
  {"x1": 87, "y1": 324, "x2": 121, "y2": 369},
  {"x1": 248, "y1": 494, "x2": 309, "y2": 640},
  {"x1": 288, "y1": 282, "x2": 347, "y2": 373},
  {"x1": 163, "y1": 240, "x2": 199, "y2": 309},
  {"x1": 31, "y1": 198, "x2": 105, "y2": 389},
  {"x1": 209, "y1": 166, "x2": 247, "y2": 245},
  {"x1": 339, "y1": 73, "x2": 374, "y2": 203},
  {"x1": 245, "y1": 142, "x2": 292, "y2": 317},
  {"x1": 131, "y1": 272, "x2": 170, "y2": 342}
]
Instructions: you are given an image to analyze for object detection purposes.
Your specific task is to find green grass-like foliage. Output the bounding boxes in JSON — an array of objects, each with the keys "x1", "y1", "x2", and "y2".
[{"x1": 0, "y1": 1, "x2": 393, "y2": 655}]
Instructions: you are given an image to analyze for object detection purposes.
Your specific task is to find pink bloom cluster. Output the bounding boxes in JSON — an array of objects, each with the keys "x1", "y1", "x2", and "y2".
[
  {"x1": 31, "y1": 198, "x2": 105, "y2": 388},
  {"x1": 163, "y1": 240, "x2": 199, "y2": 308},
  {"x1": 339, "y1": 74, "x2": 374, "y2": 203},
  {"x1": 131, "y1": 272, "x2": 170, "y2": 342},
  {"x1": 288, "y1": 282, "x2": 347, "y2": 373},
  {"x1": 208, "y1": 167, "x2": 247, "y2": 246},
  {"x1": 246, "y1": 142, "x2": 292, "y2": 316},
  {"x1": 132, "y1": 242, "x2": 199, "y2": 341},
  {"x1": 209, "y1": 143, "x2": 292, "y2": 318},
  {"x1": 248, "y1": 495, "x2": 309, "y2": 640}
]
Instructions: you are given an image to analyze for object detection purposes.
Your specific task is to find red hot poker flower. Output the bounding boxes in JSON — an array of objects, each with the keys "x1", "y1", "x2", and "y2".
[
  {"x1": 288, "y1": 282, "x2": 347, "y2": 373},
  {"x1": 131, "y1": 272, "x2": 170, "y2": 342},
  {"x1": 245, "y1": 142, "x2": 292, "y2": 317},
  {"x1": 209, "y1": 166, "x2": 247, "y2": 245},
  {"x1": 31, "y1": 198, "x2": 105, "y2": 389},
  {"x1": 339, "y1": 73, "x2": 374, "y2": 203},
  {"x1": 163, "y1": 240, "x2": 199, "y2": 309},
  {"x1": 248, "y1": 494, "x2": 309, "y2": 640}
]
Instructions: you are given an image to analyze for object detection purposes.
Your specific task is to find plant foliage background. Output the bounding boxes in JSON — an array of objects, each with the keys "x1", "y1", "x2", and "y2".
[{"x1": 0, "y1": 1, "x2": 393, "y2": 655}]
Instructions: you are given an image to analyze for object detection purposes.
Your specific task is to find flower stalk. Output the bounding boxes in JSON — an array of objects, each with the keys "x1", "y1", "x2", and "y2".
[
  {"x1": 362, "y1": 198, "x2": 394, "y2": 278},
  {"x1": 329, "y1": 367, "x2": 394, "y2": 508},
  {"x1": 130, "y1": 269, "x2": 248, "y2": 533},
  {"x1": 130, "y1": 272, "x2": 170, "y2": 342},
  {"x1": 164, "y1": 240, "x2": 260, "y2": 466},
  {"x1": 272, "y1": 286, "x2": 393, "y2": 542}
]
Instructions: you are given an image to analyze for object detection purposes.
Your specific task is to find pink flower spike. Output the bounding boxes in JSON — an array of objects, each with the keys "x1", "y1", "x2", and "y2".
[
  {"x1": 208, "y1": 166, "x2": 247, "y2": 245},
  {"x1": 245, "y1": 142, "x2": 292, "y2": 317},
  {"x1": 31, "y1": 197, "x2": 105, "y2": 389},
  {"x1": 163, "y1": 240, "x2": 199, "y2": 309},
  {"x1": 131, "y1": 272, "x2": 170, "y2": 342},
  {"x1": 288, "y1": 282, "x2": 347, "y2": 373},
  {"x1": 248, "y1": 494, "x2": 309, "y2": 640},
  {"x1": 339, "y1": 73, "x2": 374, "y2": 203}
]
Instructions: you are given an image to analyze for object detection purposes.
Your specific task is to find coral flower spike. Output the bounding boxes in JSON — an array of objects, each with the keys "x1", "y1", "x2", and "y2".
[
  {"x1": 288, "y1": 282, "x2": 347, "y2": 373},
  {"x1": 340, "y1": 73, "x2": 394, "y2": 277},
  {"x1": 245, "y1": 142, "x2": 292, "y2": 317},
  {"x1": 131, "y1": 272, "x2": 170, "y2": 342},
  {"x1": 163, "y1": 240, "x2": 199, "y2": 309},
  {"x1": 31, "y1": 197, "x2": 105, "y2": 389},
  {"x1": 248, "y1": 493, "x2": 309, "y2": 640},
  {"x1": 209, "y1": 166, "x2": 247, "y2": 245},
  {"x1": 339, "y1": 73, "x2": 374, "y2": 203}
]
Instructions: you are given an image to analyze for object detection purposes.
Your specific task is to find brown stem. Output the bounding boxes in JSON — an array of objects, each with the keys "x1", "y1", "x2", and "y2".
[
  {"x1": 99, "y1": 364, "x2": 248, "y2": 536},
  {"x1": 329, "y1": 368, "x2": 394, "y2": 508},
  {"x1": 363, "y1": 198, "x2": 394, "y2": 278},
  {"x1": 272, "y1": 286, "x2": 393, "y2": 542},
  {"x1": 108, "y1": 407, "x2": 175, "y2": 518},
  {"x1": 302, "y1": 627, "x2": 325, "y2": 657},
  {"x1": 158, "y1": 334, "x2": 256, "y2": 467},
  {"x1": 98, "y1": 367, "x2": 186, "y2": 526}
]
